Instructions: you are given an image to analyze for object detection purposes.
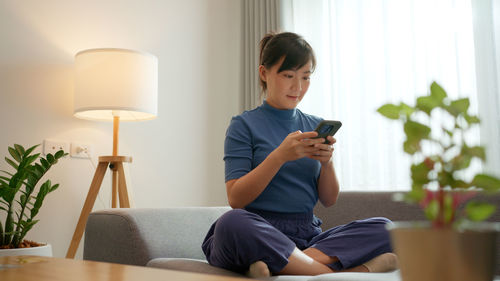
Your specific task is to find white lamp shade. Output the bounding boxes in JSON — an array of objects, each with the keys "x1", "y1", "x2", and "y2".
[{"x1": 74, "y1": 48, "x2": 158, "y2": 121}]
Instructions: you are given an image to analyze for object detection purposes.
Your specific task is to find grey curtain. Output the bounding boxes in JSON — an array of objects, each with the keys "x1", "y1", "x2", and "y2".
[{"x1": 241, "y1": 0, "x2": 286, "y2": 111}]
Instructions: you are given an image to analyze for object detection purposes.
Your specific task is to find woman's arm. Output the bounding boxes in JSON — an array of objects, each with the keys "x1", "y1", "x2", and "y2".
[
  {"x1": 309, "y1": 136, "x2": 340, "y2": 207},
  {"x1": 226, "y1": 149, "x2": 284, "y2": 208},
  {"x1": 226, "y1": 130, "x2": 322, "y2": 209},
  {"x1": 316, "y1": 160, "x2": 340, "y2": 207}
]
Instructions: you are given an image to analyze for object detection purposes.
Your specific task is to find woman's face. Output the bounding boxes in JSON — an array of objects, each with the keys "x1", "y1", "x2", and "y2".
[{"x1": 259, "y1": 57, "x2": 312, "y2": 110}]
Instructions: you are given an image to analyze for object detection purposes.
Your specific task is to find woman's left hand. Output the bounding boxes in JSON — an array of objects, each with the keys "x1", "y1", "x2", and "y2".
[{"x1": 309, "y1": 136, "x2": 336, "y2": 165}]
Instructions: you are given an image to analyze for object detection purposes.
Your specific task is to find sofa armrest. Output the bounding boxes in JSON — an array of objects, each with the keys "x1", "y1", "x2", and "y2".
[{"x1": 83, "y1": 206, "x2": 231, "y2": 266}]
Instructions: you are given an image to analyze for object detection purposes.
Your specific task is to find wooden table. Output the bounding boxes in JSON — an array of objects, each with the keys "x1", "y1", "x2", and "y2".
[{"x1": 0, "y1": 256, "x2": 248, "y2": 281}]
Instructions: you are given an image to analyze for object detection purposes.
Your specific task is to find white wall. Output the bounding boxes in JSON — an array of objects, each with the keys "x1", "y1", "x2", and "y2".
[{"x1": 0, "y1": 0, "x2": 242, "y2": 258}]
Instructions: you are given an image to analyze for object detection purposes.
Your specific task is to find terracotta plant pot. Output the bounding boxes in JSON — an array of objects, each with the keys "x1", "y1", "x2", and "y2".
[
  {"x1": 0, "y1": 244, "x2": 52, "y2": 257},
  {"x1": 388, "y1": 222, "x2": 498, "y2": 281}
]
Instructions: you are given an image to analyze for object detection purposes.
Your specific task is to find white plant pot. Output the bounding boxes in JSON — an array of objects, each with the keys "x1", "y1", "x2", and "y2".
[
  {"x1": 0, "y1": 244, "x2": 52, "y2": 257},
  {"x1": 388, "y1": 222, "x2": 498, "y2": 281}
]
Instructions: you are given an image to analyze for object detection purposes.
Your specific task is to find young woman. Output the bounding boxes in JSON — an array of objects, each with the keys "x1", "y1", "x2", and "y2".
[{"x1": 202, "y1": 32, "x2": 397, "y2": 277}]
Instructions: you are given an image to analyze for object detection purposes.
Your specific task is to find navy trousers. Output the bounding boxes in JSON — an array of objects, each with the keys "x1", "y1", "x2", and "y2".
[{"x1": 201, "y1": 208, "x2": 393, "y2": 273}]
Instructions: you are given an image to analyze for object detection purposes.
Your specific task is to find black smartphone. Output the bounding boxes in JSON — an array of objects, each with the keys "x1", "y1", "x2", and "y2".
[{"x1": 313, "y1": 120, "x2": 342, "y2": 143}]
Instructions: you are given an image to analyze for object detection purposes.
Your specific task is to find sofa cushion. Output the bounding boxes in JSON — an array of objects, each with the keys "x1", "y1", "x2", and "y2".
[
  {"x1": 307, "y1": 271, "x2": 401, "y2": 281},
  {"x1": 147, "y1": 257, "x2": 403, "y2": 281},
  {"x1": 146, "y1": 258, "x2": 243, "y2": 277}
]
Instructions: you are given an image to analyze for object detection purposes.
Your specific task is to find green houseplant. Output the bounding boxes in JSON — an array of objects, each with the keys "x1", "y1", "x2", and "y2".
[
  {"x1": 0, "y1": 144, "x2": 66, "y2": 251},
  {"x1": 377, "y1": 82, "x2": 500, "y2": 281}
]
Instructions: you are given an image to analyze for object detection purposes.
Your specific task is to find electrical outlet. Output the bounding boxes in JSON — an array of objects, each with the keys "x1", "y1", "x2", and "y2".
[
  {"x1": 43, "y1": 139, "x2": 70, "y2": 156},
  {"x1": 70, "y1": 142, "x2": 92, "y2": 159}
]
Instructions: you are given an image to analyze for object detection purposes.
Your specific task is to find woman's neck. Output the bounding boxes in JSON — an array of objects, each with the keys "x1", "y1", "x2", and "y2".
[{"x1": 262, "y1": 100, "x2": 297, "y2": 120}]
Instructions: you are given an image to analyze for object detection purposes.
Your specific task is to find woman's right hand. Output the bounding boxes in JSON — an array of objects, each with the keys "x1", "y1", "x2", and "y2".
[{"x1": 273, "y1": 130, "x2": 324, "y2": 163}]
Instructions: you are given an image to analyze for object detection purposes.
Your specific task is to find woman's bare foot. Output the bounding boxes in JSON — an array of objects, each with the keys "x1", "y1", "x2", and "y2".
[
  {"x1": 246, "y1": 261, "x2": 271, "y2": 278},
  {"x1": 363, "y1": 253, "x2": 398, "y2": 272}
]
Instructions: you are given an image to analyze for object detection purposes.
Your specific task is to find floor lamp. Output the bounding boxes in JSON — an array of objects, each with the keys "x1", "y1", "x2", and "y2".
[{"x1": 66, "y1": 48, "x2": 158, "y2": 258}]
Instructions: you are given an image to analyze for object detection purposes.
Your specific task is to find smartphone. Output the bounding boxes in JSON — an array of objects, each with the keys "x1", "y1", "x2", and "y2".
[{"x1": 313, "y1": 120, "x2": 342, "y2": 143}]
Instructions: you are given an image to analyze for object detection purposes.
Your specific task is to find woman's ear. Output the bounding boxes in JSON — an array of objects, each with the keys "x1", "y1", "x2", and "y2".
[{"x1": 258, "y1": 65, "x2": 267, "y2": 82}]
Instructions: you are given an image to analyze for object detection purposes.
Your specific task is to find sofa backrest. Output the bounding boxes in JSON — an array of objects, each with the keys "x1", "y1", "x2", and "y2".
[
  {"x1": 314, "y1": 192, "x2": 426, "y2": 228},
  {"x1": 314, "y1": 191, "x2": 500, "y2": 275},
  {"x1": 315, "y1": 191, "x2": 500, "y2": 228}
]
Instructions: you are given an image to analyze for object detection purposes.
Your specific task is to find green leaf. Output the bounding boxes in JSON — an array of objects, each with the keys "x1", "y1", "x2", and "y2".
[
  {"x1": 1, "y1": 170, "x2": 13, "y2": 177},
  {"x1": 25, "y1": 154, "x2": 40, "y2": 166},
  {"x1": 377, "y1": 104, "x2": 401, "y2": 120},
  {"x1": 54, "y1": 150, "x2": 65, "y2": 159},
  {"x1": 29, "y1": 167, "x2": 41, "y2": 179},
  {"x1": 40, "y1": 158, "x2": 49, "y2": 169},
  {"x1": 416, "y1": 96, "x2": 439, "y2": 114},
  {"x1": 34, "y1": 163, "x2": 45, "y2": 174},
  {"x1": 411, "y1": 162, "x2": 431, "y2": 185},
  {"x1": 451, "y1": 154, "x2": 472, "y2": 171},
  {"x1": 8, "y1": 147, "x2": 21, "y2": 163},
  {"x1": 23, "y1": 144, "x2": 39, "y2": 158},
  {"x1": 0, "y1": 177, "x2": 9, "y2": 186},
  {"x1": 14, "y1": 144, "x2": 26, "y2": 155},
  {"x1": 415, "y1": 82, "x2": 447, "y2": 115},
  {"x1": 438, "y1": 170, "x2": 454, "y2": 188},
  {"x1": 464, "y1": 114, "x2": 480, "y2": 124},
  {"x1": 20, "y1": 194, "x2": 27, "y2": 205},
  {"x1": 400, "y1": 103, "x2": 415, "y2": 116},
  {"x1": 465, "y1": 201, "x2": 496, "y2": 221},
  {"x1": 430, "y1": 82, "x2": 447, "y2": 102},
  {"x1": 403, "y1": 138, "x2": 420, "y2": 154},
  {"x1": 464, "y1": 146, "x2": 486, "y2": 161},
  {"x1": 404, "y1": 120, "x2": 431, "y2": 140},
  {"x1": 46, "y1": 154, "x2": 55, "y2": 164},
  {"x1": 44, "y1": 180, "x2": 51, "y2": 190},
  {"x1": 424, "y1": 199, "x2": 440, "y2": 221},
  {"x1": 450, "y1": 179, "x2": 470, "y2": 189},
  {"x1": 18, "y1": 219, "x2": 39, "y2": 244},
  {"x1": 406, "y1": 184, "x2": 425, "y2": 203},
  {"x1": 31, "y1": 181, "x2": 50, "y2": 218},
  {"x1": 5, "y1": 157, "x2": 18, "y2": 170},
  {"x1": 448, "y1": 98, "x2": 470, "y2": 117},
  {"x1": 49, "y1": 183, "x2": 60, "y2": 193},
  {"x1": 471, "y1": 174, "x2": 500, "y2": 192}
]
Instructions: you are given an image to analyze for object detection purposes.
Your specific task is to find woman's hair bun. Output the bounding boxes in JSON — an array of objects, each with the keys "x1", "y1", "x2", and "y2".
[{"x1": 259, "y1": 32, "x2": 276, "y2": 64}]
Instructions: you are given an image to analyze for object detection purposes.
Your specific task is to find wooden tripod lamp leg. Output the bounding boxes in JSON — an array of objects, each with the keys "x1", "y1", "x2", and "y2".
[
  {"x1": 66, "y1": 161, "x2": 108, "y2": 259},
  {"x1": 111, "y1": 169, "x2": 118, "y2": 208},
  {"x1": 116, "y1": 162, "x2": 130, "y2": 208}
]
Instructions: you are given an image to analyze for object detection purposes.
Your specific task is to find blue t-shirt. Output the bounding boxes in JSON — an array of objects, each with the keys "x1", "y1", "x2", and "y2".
[{"x1": 224, "y1": 101, "x2": 323, "y2": 213}]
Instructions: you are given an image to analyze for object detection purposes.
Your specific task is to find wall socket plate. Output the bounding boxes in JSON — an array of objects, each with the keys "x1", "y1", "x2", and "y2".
[
  {"x1": 43, "y1": 139, "x2": 70, "y2": 156},
  {"x1": 70, "y1": 142, "x2": 92, "y2": 159}
]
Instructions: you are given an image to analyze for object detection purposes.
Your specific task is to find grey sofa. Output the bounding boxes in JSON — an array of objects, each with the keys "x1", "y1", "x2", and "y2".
[{"x1": 83, "y1": 192, "x2": 500, "y2": 281}]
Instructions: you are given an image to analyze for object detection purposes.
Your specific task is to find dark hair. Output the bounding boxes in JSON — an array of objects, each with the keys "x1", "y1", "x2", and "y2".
[{"x1": 259, "y1": 32, "x2": 316, "y2": 92}]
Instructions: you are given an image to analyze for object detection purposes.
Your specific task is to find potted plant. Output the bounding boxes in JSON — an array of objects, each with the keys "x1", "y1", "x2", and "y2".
[
  {"x1": 0, "y1": 144, "x2": 66, "y2": 256},
  {"x1": 377, "y1": 82, "x2": 500, "y2": 281}
]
